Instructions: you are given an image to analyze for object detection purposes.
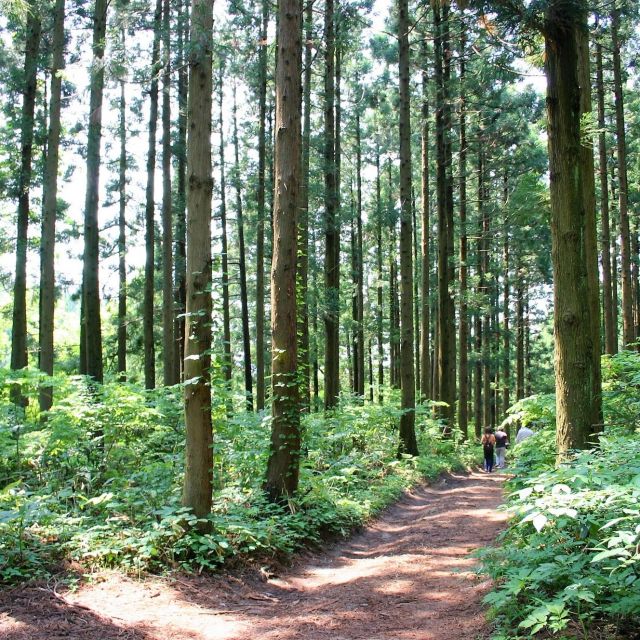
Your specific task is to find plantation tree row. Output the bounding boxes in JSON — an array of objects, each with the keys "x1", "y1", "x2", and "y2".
[{"x1": 1, "y1": 0, "x2": 640, "y2": 503}]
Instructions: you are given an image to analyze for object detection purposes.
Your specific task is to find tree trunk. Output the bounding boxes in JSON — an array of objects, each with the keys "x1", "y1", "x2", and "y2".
[
  {"x1": 11, "y1": 3, "x2": 41, "y2": 402},
  {"x1": 81, "y1": 0, "x2": 108, "y2": 385},
  {"x1": 419, "y1": 62, "x2": 430, "y2": 402},
  {"x1": 264, "y1": 0, "x2": 302, "y2": 502},
  {"x1": 355, "y1": 107, "x2": 365, "y2": 400},
  {"x1": 376, "y1": 141, "x2": 384, "y2": 404},
  {"x1": 255, "y1": 0, "x2": 269, "y2": 411},
  {"x1": 182, "y1": 0, "x2": 214, "y2": 521},
  {"x1": 117, "y1": 31, "x2": 127, "y2": 380},
  {"x1": 143, "y1": 0, "x2": 162, "y2": 390},
  {"x1": 544, "y1": 2, "x2": 602, "y2": 452},
  {"x1": 38, "y1": 0, "x2": 64, "y2": 412},
  {"x1": 174, "y1": 0, "x2": 189, "y2": 382},
  {"x1": 397, "y1": 0, "x2": 418, "y2": 456},
  {"x1": 595, "y1": 33, "x2": 615, "y2": 356},
  {"x1": 297, "y1": 0, "x2": 312, "y2": 412},
  {"x1": 323, "y1": 0, "x2": 340, "y2": 409},
  {"x1": 162, "y1": 0, "x2": 176, "y2": 385},
  {"x1": 433, "y1": 0, "x2": 455, "y2": 430},
  {"x1": 502, "y1": 179, "x2": 511, "y2": 419},
  {"x1": 218, "y1": 69, "x2": 232, "y2": 388},
  {"x1": 457, "y1": 29, "x2": 468, "y2": 438},
  {"x1": 611, "y1": 5, "x2": 634, "y2": 348},
  {"x1": 232, "y1": 81, "x2": 254, "y2": 411}
]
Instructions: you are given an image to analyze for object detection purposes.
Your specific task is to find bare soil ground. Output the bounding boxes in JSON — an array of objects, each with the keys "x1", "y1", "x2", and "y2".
[{"x1": 0, "y1": 470, "x2": 507, "y2": 640}]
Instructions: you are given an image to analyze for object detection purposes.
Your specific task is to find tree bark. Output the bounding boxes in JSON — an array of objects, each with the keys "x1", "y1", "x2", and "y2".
[
  {"x1": 397, "y1": 0, "x2": 418, "y2": 456},
  {"x1": 323, "y1": 0, "x2": 340, "y2": 409},
  {"x1": 376, "y1": 140, "x2": 384, "y2": 404},
  {"x1": 117, "y1": 31, "x2": 127, "y2": 380},
  {"x1": 38, "y1": 0, "x2": 65, "y2": 411},
  {"x1": 264, "y1": 0, "x2": 302, "y2": 502},
  {"x1": 162, "y1": 0, "x2": 176, "y2": 385},
  {"x1": 81, "y1": 0, "x2": 108, "y2": 384},
  {"x1": 232, "y1": 81, "x2": 254, "y2": 411},
  {"x1": 143, "y1": 0, "x2": 162, "y2": 390},
  {"x1": 182, "y1": 0, "x2": 214, "y2": 521},
  {"x1": 255, "y1": 0, "x2": 269, "y2": 411},
  {"x1": 544, "y1": 2, "x2": 602, "y2": 453}
]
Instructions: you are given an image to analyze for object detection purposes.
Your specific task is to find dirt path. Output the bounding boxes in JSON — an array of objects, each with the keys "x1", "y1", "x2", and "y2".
[{"x1": 1, "y1": 470, "x2": 507, "y2": 640}]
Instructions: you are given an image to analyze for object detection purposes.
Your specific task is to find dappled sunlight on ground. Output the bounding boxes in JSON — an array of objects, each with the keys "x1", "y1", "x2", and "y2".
[{"x1": 0, "y1": 470, "x2": 507, "y2": 640}]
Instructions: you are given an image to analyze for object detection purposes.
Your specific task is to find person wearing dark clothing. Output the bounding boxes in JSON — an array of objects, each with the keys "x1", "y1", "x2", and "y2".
[{"x1": 481, "y1": 428, "x2": 496, "y2": 473}]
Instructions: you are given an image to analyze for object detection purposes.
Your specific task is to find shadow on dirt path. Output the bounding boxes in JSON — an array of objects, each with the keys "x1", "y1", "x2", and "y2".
[{"x1": 0, "y1": 470, "x2": 508, "y2": 640}]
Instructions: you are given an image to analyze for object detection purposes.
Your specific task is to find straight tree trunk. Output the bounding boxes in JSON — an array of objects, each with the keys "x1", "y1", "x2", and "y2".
[
  {"x1": 182, "y1": 0, "x2": 214, "y2": 520},
  {"x1": 297, "y1": 0, "x2": 313, "y2": 412},
  {"x1": 544, "y1": 2, "x2": 602, "y2": 452},
  {"x1": 413, "y1": 193, "x2": 420, "y2": 397},
  {"x1": 323, "y1": 0, "x2": 340, "y2": 409},
  {"x1": 611, "y1": 5, "x2": 634, "y2": 348},
  {"x1": 516, "y1": 264, "x2": 525, "y2": 401},
  {"x1": 81, "y1": 0, "x2": 108, "y2": 384},
  {"x1": 218, "y1": 70, "x2": 232, "y2": 387},
  {"x1": 502, "y1": 191, "x2": 511, "y2": 419},
  {"x1": 161, "y1": 0, "x2": 176, "y2": 385},
  {"x1": 117, "y1": 32, "x2": 127, "y2": 380},
  {"x1": 255, "y1": 0, "x2": 269, "y2": 410},
  {"x1": 595, "y1": 32, "x2": 616, "y2": 355},
  {"x1": 264, "y1": 0, "x2": 302, "y2": 502},
  {"x1": 12, "y1": 2, "x2": 41, "y2": 388},
  {"x1": 457, "y1": 30, "x2": 469, "y2": 438},
  {"x1": 419, "y1": 63, "x2": 431, "y2": 402},
  {"x1": 376, "y1": 141, "x2": 384, "y2": 403},
  {"x1": 174, "y1": 0, "x2": 189, "y2": 382},
  {"x1": 355, "y1": 107, "x2": 365, "y2": 400},
  {"x1": 143, "y1": 0, "x2": 162, "y2": 390},
  {"x1": 433, "y1": 0, "x2": 455, "y2": 430},
  {"x1": 232, "y1": 81, "x2": 253, "y2": 410},
  {"x1": 397, "y1": 0, "x2": 418, "y2": 456},
  {"x1": 38, "y1": 0, "x2": 65, "y2": 411}
]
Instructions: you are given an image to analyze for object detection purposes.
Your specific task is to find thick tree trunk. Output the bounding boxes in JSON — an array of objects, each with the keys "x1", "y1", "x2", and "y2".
[
  {"x1": 81, "y1": 0, "x2": 108, "y2": 384},
  {"x1": 232, "y1": 82, "x2": 254, "y2": 411},
  {"x1": 264, "y1": 0, "x2": 302, "y2": 502},
  {"x1": 255, "y1": 0, "x2": 269, "y2": 411},
  {"x1": 162, "y1": 0, "x2": 176, "y2": 385},
  {"x1": 397, "y1": 0, "x2": 418, "y2": 456},
  {"x1": 544, "y1": 3, "x2": 602, "y2": 453},
  {"x1": 38, "y1": 0, "x2": 65, "y2": 411},
  {"x1": 323, "y1": 0, "x2": 340, "y2": 409},
  {"x1": 182, "y1": 0, "x2": 214, "y2": 521},
  {"x1": 143, "y1": 0, "x2": 162, "y2": 390},
  {"x1": 355, "y1": 108, "x2": 365, "y2": 400}
]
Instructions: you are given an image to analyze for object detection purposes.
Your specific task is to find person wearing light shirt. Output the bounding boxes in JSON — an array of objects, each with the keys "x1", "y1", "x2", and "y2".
[{"x1": 515, "y1": 425, "x2": 534, "y2": 444}]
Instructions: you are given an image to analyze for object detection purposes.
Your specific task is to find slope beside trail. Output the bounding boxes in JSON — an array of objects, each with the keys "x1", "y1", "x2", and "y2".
[{"x1": 1, "y1": 470, "x2": 508, "y2": 640}]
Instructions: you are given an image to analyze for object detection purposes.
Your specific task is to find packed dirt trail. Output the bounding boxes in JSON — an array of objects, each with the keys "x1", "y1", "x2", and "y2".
[{"x1": 1, "y1": 470, "x2": 508, "y2": 640}]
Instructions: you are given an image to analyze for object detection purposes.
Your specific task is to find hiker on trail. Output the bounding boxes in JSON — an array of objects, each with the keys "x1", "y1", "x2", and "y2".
[
  {"x1": 481, "y1": 428, "x2": 496, "y2": 473},
  {"x1": 515, "y1": 424, "x2": 534, "y2": 444},
  {"x1": 494, "y1": 429, "x2": 508, "y2": 469}
]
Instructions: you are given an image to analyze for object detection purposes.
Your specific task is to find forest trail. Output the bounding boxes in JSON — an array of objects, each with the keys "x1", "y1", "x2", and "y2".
[{"x1": 1, "y1": 471, "x2": 508, "y2": 640}]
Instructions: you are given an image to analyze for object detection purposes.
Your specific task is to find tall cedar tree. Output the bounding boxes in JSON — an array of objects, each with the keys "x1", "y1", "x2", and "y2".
[
  {"x1": 324, "y1": 0, "x2": 340, "y2": 409},
  {"x1": 264, "y1": 0, "x2": 302, "y2": 502},
  {"x1": 117, "y1": 29, "x2": 127, "y2": 379},
  {"x1": 182, "y1": 0, "x2": 214, "y2": 520},
  {"x1": 39, "y1": 0, "x2": 65, "y2": 411},
  {"x1": 80, "y1": 0, "x2": 108, "y2": 384},
  {"x1": 398, "y1": 0, "x2": 418, "y2": 456},
  {"x1": 143, "y1": 0, "x2": 162, "y2": 390}
]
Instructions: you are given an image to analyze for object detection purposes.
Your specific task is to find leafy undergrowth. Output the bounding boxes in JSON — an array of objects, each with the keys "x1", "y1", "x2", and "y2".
[
  {"x1": 480, "y1": 352, "x2": 640, "y2": 639},
  {"x1": 0, "y1": 369, "x2": 477, "y2": 584}
]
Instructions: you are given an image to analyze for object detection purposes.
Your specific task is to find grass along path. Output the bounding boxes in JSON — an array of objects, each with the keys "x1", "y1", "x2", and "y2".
[{"x1": 0, "y1": 470, "x2": 507, "y2": 640}]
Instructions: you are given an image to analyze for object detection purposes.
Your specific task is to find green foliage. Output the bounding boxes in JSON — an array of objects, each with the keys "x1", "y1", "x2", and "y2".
[
  {"x1": 0, "y1": 368, "x2": 473, "y2": 584},
  {"x1": 481, "y1": 352, "x2": 640, "y2": 639}
]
